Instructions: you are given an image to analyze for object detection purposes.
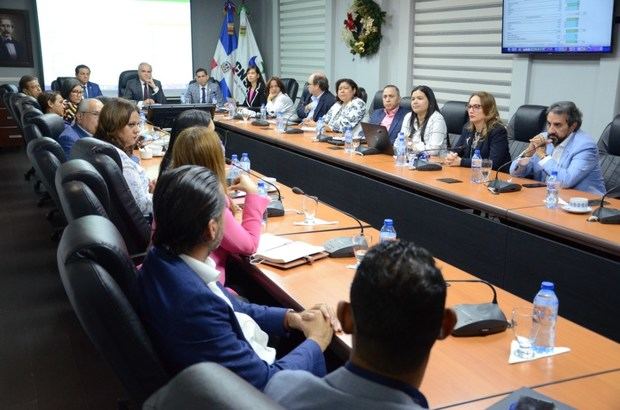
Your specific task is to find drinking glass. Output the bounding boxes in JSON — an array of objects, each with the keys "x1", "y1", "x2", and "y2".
[
  {"x1": 511, "y1": 307, "x2": 539, "y2": 359},
  {"x1": 351, "y1": 235, "x2": 369, "y2": 267},
  {"x1": 241, "y1": 109, "x2": 251, "y2": 123},
  {"x1": 352, "y1": 136, "x2": 362, "y2": 152},
  {"x1": 481, "y1": 159, "x2": 493, "y2": 183},
  {"x1": 302, "y1": 195, "x2": 318, "y2": 224}
]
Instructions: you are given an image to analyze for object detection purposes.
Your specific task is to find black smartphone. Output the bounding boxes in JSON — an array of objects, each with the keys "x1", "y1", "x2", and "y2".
[{"x1": 522, "y1": 182, "x2": 547, "y2": 188}]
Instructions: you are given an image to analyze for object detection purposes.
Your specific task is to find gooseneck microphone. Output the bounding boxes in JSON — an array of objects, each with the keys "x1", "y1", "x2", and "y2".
[
  {"x1": 291, "y1": 186, "x2": 367, "y2": 257},
  {"x1": 445, "y1": 279, "x2": 509, "y2": 337},
  {"x1": 410, "y1": 149, "x2": 443, "y2": 171},
  {"x1": 590, "y1": 185, "x2": 620, "y2": 224},
  {"x1": 225, "y1": 157, "x2": 285, "y2": 217},
  {"x1": 283, "y1": 112, "x2": 304, "y2": 134},
  {"x1": 487, "y1": 159, "x2": 522, "y2": 194}
]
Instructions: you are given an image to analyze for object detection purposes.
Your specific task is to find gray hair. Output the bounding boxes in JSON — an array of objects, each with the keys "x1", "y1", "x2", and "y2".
[
  {"x1": 77, "y1": 98, "x2": 98, "y2": 113},
  {"x1": 383, "y1": 84, "x2": 400, "y2": 97},
  {"x1": 547, "y1": 101, "x2": 582, "y2": 131},
  {"x1": 138, "y1": 62, "x2": 152, "y2": 70}
]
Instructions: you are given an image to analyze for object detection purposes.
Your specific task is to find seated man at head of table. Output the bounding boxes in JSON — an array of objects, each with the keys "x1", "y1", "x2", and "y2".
[
  {"x1": 509, "y1": 101, "x2": 606, "y2": 195},
  {"x1": 265, "y1": 240, "x2": 457, "y2": 409},
  {"x1": 296, "y1": 71, "x2": 336, "y2": 125},
  {"x1": 58, "y1": 98, "x2": 104, "y2": 158},
  {"x1": 368, "y1": 84, "x2": 409, "y2": 143},
  {"x1": 135, "y1": 165, "x2": 340, "y2": 390},
  {"x1": 123, "y1": 61, "x2": 167, "y2": 108},
  {"x1": 183, "y1": 67, "x2": 223, "y2": 105}
]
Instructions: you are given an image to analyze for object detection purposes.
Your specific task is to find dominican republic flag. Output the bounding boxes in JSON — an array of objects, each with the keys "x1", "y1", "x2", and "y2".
[
  {"x1": 211, "y1": 1, "x2": 238, "y2": 100},
  {"x1": 232, "y1": 5, "x2": 265, "y2": 102}
]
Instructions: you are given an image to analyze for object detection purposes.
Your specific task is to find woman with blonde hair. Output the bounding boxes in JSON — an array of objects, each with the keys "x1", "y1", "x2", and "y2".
[
  {"x1": 444, "y1": 91, "x2": 511, "y2": 170},
  {"x1": 171, "y1": 126, "x2": 269, "y2": 284}
]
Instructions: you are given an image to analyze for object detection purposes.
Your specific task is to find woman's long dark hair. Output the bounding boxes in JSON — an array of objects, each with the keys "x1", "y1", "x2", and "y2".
[
  {"x1": 409, "y1": 85, "x2": 440, "y2": 143},
  {"x1": 244, "y1": 65, "x2": 266, "y2": 90}
]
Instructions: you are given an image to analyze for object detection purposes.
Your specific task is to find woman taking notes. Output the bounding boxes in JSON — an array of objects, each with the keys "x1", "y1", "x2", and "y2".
[
  {"x1": 444, "y1": 91, "x2": 510, "y2": 170},
  {"x1": 321, "y1": 78, "x2": 366, "y2": 132},
  {"x1": 399, "y1": 85, "x2": 447, "y2": 154},
  {"x1": 265, "y1": 76, "x2": 295, "y2": 117},
  {"x1": 170, "y1": 126, "x2": 269, "y2": 285}
]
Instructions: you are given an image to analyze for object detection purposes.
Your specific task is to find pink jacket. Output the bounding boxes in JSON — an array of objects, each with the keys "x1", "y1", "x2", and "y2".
[{"x1": 211, "y1": 193, "x2": 269, "y2": 284}]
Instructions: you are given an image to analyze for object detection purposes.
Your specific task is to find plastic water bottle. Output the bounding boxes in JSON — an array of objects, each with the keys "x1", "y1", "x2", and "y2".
[
  {"x1": 532, "y1": 281, "x2": 559, "y2": 354},
  {"x1": 139, "y1": 111, "x2": 148, "y2": 136},
  {"x1": 379, "y1": 219, "x2": 397, "y2": 242},
  {"x1": 227, "y1": 154, "x2": 240, "y2": 186},
  {"x1": 344, "y1": 126, "x2": 353, "y2": 154},
  {"x1": 545, "y1": 171, "x2": 560, "y2": 209},
  {"x1": 211, "y1": 93, "x2": 218, "y2": 106},
  {"x1": 315, "y1": 117, "x2": 324, "y2": 139},
  {"x1": 260, "y1": 104, "x2": 267, "y2": 121},
  {"x1": 471, "y1": 149, "x2": 482, "y2": 183},
  {"x1": 395, "y1": 133, "x2": 406, "y2": 167},
  {"x1": 257, "y1": 181, "x2": 269, "y2": 225},
  {"x1": 276, "y1": 111, "x2": 285, "y2": 133},
  {"x1": 240, "y1": 153, "x2": 251, "y2": 174}
]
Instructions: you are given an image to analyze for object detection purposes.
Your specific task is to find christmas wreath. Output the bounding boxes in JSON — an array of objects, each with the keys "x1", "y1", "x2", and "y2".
[{"x1": 342, "y1": 0, "x2": 386, "y2": 58}]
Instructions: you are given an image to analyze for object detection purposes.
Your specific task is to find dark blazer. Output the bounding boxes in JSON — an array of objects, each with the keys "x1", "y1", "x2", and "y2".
[
  {"x1": 369, "y1": 106, "x2": 409, "y2": 143},
  {"x1": 123, "y1": 78, "x2": 166, "y2": 104},
  {"x1": 454, "y1": 123, "x2": 511, "y2": 170},
  {"x1": 83, "y1": 82, "x2": 102, "y2": 98},
  {"x1": 0, "y1": 39, "x2": 23, "y2": 61},
  {"x1": 244, "y1": 82, "x2": 267, "y2": 108},
  {"x1": 135, "y1": 247, "x2": 326, "y2": 390},
  {"x1": 58, "y1": 123, "x2": 90, "y2": 158},
  {"x1": 296, "y1": 90, "x2": 337, "y2": 122}
]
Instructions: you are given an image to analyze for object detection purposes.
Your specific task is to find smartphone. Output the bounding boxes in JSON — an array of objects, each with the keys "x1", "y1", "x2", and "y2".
[{"x1": 522, "y1": 182, "x2": 547, "y2": 188}]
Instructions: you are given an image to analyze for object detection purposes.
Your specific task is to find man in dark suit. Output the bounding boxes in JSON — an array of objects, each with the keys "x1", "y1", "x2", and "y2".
[
  {"x1": 0, "y1": 17, "x2": 23, "y2": 62},
  {"x1": 123, "y1": 62, "x2": 166, "y2": 107},
  {"x1": 296, "y1": 72, "x2": 336, "y2": 124},
  {"x1": 75, "y1": 65, "x2": 102, "y2": 98},
  {"x1": 369, "y1": 85, "x2": 408, "y2": 143}
]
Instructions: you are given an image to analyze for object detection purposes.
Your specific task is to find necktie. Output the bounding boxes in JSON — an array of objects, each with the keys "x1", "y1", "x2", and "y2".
[
  {"x1": 83, "y1": 85, "x2": 88, "y2": 98},
  {"x1": 201, "y1": 87, "x2": 206, "y2": 104},
  {"x1": 143, "y1": 82, "x2": 149, "y2": 100}
]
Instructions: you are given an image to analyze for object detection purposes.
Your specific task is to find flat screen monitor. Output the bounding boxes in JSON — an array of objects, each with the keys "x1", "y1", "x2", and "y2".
[
  {"x1": 502, "y1": 0, "x2": 615, "y2": 54},
  {"x1": 146, "y1": 104, "x2": 216, "y2": 129}
]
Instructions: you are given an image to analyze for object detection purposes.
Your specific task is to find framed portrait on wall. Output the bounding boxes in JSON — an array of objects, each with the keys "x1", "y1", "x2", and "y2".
[{"x1": 0, "y1": 9, "x2": 33, "y2": 67}]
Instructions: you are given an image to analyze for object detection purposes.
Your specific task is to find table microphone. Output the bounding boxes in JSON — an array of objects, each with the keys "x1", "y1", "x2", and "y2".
[
  {"x1": 291, "y1": 186, "x2": 367, "y2": 257},
  {"x1": 445, "y1": 279, "x2": 509, "y2": 337},
  {"x1": 487, "y1": 159, "x2": 522, "y2": 194},
  {"x1": 225, "y1": 158, "x2": 285, "y2": 217},
  {"x1": 589, "y1": 185, "x2": 620, "y2": 224},
  {"x1": 410, "y1": 149, "x2": 442, "y2": 171},
  {"x1": 283, "y1": 112, "x2": 304, "y2": 134},
  {"x1": 251, "y1": 109, "x2": 269, "y2": 126}
]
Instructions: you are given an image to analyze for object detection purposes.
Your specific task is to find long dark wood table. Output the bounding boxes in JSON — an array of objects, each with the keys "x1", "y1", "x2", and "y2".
[{"x1": 215, "y1": 117, "x2": 620, "y2": 341}]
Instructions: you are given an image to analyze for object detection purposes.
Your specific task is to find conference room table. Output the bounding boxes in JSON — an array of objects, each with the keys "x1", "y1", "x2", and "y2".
[
  {"x1": 139, "y1": 153, "x2": 619, "y2": 408},
  {"x1": 214, "y1": 116, "x2": 620, "y2": 342}
]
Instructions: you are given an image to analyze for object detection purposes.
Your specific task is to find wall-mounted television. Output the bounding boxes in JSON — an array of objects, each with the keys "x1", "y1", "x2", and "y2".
[{"x1": 502, "y1": 0, "x2": 615, "y2": 54}]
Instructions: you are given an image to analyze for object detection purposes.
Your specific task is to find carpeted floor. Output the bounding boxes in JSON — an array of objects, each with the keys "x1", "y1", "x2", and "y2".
[{"x1": 0, "y1": 147, "x2": 125, "y2": 410}]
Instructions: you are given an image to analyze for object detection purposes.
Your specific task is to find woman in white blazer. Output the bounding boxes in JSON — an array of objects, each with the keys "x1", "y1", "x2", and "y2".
[{"x1": 265, "y1": 76, "x2": 295, "y2": 118}]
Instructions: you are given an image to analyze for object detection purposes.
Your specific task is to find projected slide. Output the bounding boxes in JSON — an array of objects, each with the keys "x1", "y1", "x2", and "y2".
[
  {"x1": 502, "y1": 0, "x2": 614, "y2": 53},
  {"x1": 36, "y1": 0, "x2": 192, "y2": 94}
]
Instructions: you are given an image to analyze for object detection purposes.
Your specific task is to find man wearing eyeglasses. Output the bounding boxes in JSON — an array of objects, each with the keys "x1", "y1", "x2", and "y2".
[{"x1": 57, "y1": 98, "x2": 104, "y2": 158}]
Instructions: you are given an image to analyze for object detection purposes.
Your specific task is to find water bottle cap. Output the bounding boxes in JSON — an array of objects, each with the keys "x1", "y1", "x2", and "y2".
[
  {"x1": 242, "y1": 153, "x2": 248, "y2": 157},
  {"x1": 231, "y1": 154, "x2": 238, "y2": 159},
  {"x1": 383, "y1": 218, "x2": 393, "y2": 225},
  {"x1": 474, "y1": 149, "x2": 480, "y2": 154},
  {"x1": 540, "y1": 281, "x2": 554, "y2": 290},
  {"x1": 257, "y1": 181, "x2": 265, "y2": 187},
  {"x1": 551, "y1": 171, "x2": 558, "y2": 176}
]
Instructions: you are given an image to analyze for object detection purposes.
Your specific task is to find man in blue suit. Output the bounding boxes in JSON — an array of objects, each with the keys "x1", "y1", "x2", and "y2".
[
  {"x1": 369, "y1": 85, "x2": 408, "y2": 143},
  {"x1": 296, "y1": 72, "x2": 336, "y2": 124},
  {"x1": 265, "y1": 241, "x2": 456, "y2": 409},
  {"x1": 183, "y1": 67, "x2": 223, "y2": 104},
  {"x1": 510, "y1": 101, "x2": 606, "y2": 195},
  {"x1": 57, "y1": 98, "x2": 103, "y2": 158},
  {"x1": 135, "y1": 165, "x2": 338, "y2": 390},
  {"x1": 75, "y1": 65, "x2": 102, "y2": 98}
]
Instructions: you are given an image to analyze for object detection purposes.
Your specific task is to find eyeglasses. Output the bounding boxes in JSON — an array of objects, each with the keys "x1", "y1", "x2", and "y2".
[
  {"x1": 84, "y1": 111, "x2": 100, "y2": 116},
  {"x1": 467, "y1": 104, "x2": 482, "y2": 111}
]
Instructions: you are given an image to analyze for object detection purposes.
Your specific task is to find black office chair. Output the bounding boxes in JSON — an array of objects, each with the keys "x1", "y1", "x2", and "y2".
[
  {"x1": 51, "y1": 76, "x2": 74, "y2": 92},
  {"x1": 55, "y1": 159, "x2": 111, "y2": 223},
  {"x1": 143, "y1": 362, "x2": 283, "y2": 410},
  {"x1": 280, "y1": 78, "x2": 299, "y2": 102},
  {"x1": 598, "y1": 114, "x2": 620, "y2": 155},
  {"x1": 118, "y1": 70, "x2": 139, "y2": 97},
  {"x1": 440, "y1": 101, "x2": 468, "y2": 149},
  {"x1": 20, "y1": 105, "x2": 43, "y2": 129},
  {"x1": 358, "y1": 87, "x2": 368, "y2": 103},
  {"x1": 72, "y1": 137, "x2": 151, "y2": 256},
  {"x1": 13, "y1": 95, "x2": 41, "y2": 129},
  {"x1": 507, "y1": 105, "x2": 548, "y2": 160},
  {"x1": 57, "y1": 215, "x2": 169, "y2": 405},
  {"x1": 30, "y1": 112, "x2": 66, "y2": 141},
  {"x1": 597, "y1": 114, "x2": 620, "y2": 192},
  {"x1": 399, "y1": 97, "x2": 412, "y2": 113},
  {"x1": 370, "y1": 90, "x2": 382, "y2": 112}
]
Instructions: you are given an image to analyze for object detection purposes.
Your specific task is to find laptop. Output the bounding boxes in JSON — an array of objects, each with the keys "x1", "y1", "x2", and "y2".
[{"x1": 359, "y1": 122, "x2": 393, "y2": 156}]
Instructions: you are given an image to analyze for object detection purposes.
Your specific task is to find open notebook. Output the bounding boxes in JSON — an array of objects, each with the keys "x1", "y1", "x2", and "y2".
[{"x1": 253, "y1": 234, "x2": 328, "y2": 268}]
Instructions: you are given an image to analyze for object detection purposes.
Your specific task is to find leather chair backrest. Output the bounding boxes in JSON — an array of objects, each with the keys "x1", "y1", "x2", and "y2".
[
  {"x1": 118, "y1": 70, "x2": 139, "y2": 97},
  {"x1": 2, "y1": 90, "x2": 13, "y2": 110},
  {"x1": 72, "y1": 137, "x2": 150, "y2": 255},
  {"x1": 507, "y1": 104, "x2": 548, "y2": 159},
  {"x1": 598, "y1": 114, "x2": 620, "y2": 156},
  {"x1": 371, "y1": 90, "x2": 382, "y2": 112},
  {"x1": 7, "y1": 92, "x2": 23, "y2": 120},
  {"x1": 52, "y1": 76, "x2": 74, "y2": 92},
  {"x1": 280, "y1": 78, "x2": 299, "y2": 102},
  {"x1": 26, "y1": 137, "x2": 67, "y2": 217},
  {"x1": 31, "y1": 113, "x2": 66, "y2": 141},
  {"x1": 57, "y1": 215, "x2": 168, "y2": 404},
  {"x1": 358, "y1": 87, "x2": 368, "y2": 103},
  {"x1": 22, "y1": 123, "x2": 42, "y2": 145},
  {"x1": 20, "y1": 105, "x2": 43, "y2": 127},
  {"x1": 441, "y1": 101, "x2": 468, "y2": 148},
  {"x1": 55, "y1": 159, "x2": 111, "y2": 222},
  {"x1": 0, "y1": 83, "x2": 18, "y2": 95},
  {"x1": 399, "y1": 96, "x2": 412, "y2": 112},
  {"x1": 143, "y1": 362, "x2": 283, "y2": 410},
  {"x1": 599, "y1": 153, "x2": 620, "y2": 192}
]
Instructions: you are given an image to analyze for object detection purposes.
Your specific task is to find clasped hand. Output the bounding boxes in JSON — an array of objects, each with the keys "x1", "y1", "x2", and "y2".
[
  {"x1": 285, "y1": 303, "x2": 342, "y2": 351},
  {"x1": 524, "y1": 134, "x2": 548, "y2": 159}
]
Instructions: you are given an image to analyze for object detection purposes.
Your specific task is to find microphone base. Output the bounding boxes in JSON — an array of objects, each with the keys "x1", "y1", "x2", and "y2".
[
  {"x1": 487, "y1": 179, "x2": 522, "y2": 194},
  {"x1": 412, "y1": 160, "x2": 442, "y2": 171},
  {"x1": 323, "y1": 236, "x2": 367, "y2": 258},
  {"x1": 357, "y1": 146, "x2": 379, "y2": 156},
  {"x1": 316, "y1": 134, "x2": 331, "y2": 142},
  {"x1": 452, "y1": 303, "x2": 509, "y2": 337},
  {"x1": 266, "y1": 200, "x2": 285, "y2": 217},
  {"x1": 284, "y1": 128, "x2": 304, "y2": 134},
  {"x1": 592, "y1": 206, "x2": 620, "y2": 224},
  {"x1": 251, "y1": 120, "x2": 270, "y2": 126}
]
